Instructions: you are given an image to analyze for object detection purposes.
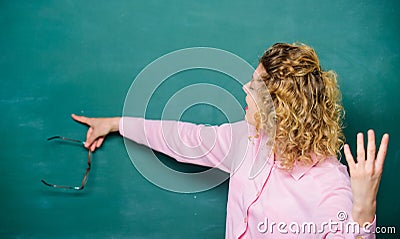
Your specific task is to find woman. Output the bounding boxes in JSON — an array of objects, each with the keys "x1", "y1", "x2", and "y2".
[{"x1": 72, "y1": 43, "x2": 389, "y2": 238}]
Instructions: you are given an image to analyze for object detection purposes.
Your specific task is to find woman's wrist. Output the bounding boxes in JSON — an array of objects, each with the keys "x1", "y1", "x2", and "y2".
[
  {"x1": 352, "y1": 201, "x2": 376, "y2": 225},
  {"x1": 109, "y1": 117, "x2": 121, "y2": 133}
]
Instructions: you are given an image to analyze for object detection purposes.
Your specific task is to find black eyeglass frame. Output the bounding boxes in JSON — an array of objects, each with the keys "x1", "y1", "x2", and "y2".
[{"x1": 41, "y1": 136, "x2": 92, "y2": 190}]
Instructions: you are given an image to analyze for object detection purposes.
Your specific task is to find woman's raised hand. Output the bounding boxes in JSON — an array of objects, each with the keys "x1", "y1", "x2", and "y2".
[
  {"x1": 344, "y1": 130, "x2": 389, "y2": 226},
  {"x1": 71, "y1": 114, "x2": 121, "y2": 152}
]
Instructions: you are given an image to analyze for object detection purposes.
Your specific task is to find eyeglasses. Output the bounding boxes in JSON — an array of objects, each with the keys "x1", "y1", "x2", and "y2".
[{"x1": 41, "y1": 136, "x2": 92, "y2": 190}]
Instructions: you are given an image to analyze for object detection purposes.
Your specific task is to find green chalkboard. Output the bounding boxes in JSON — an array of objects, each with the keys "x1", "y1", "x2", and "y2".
[{"x1": 1, "y1": 0, "x2": 399, "y2": 238}]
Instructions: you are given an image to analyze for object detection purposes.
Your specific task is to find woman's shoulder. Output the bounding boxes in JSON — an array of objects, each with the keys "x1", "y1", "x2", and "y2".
[
  {"x1": 309, "y1": 156, "x2": 351, "y2": 189},
  {"x1": 221, "y1": 120, "x2": 251, "y2": 130},
  {"x1": 218, "y1": 120, "x2": 255, "y2": 140}
]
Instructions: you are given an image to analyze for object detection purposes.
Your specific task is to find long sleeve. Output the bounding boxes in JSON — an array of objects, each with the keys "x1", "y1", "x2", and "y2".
[
  {"x1": 119, "y1": 117, "x2": 249, "y2": 173},
  {"x1": 312, "y1": 165, "x2": 376, "y2": 239}
]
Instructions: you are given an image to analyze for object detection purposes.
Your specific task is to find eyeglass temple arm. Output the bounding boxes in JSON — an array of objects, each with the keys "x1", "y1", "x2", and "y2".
[
  {"x1": 41, "y1": 179, "x2": 83, "y2": 190},
  {"x1": 47, "y1": 136, "x2": 85, "y2": 145}
]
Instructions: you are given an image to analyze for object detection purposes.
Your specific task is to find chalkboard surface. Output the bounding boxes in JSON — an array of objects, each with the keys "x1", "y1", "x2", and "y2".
[{"x1": 1, "y1": 1, "x2": 399, "y2": 238}]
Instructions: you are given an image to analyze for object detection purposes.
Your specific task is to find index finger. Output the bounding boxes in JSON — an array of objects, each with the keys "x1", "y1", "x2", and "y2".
[
  {"x1": 344, "y1": 144, "x2": 356, "y2": 170},
  {"x1": 72, "y1": 114, "x2": 91, "y2": 126}
]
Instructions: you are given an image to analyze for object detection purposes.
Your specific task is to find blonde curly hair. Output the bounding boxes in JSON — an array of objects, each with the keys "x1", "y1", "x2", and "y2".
[{"x1": 255, "y1": 42, "x2": 345, "y2": 170}]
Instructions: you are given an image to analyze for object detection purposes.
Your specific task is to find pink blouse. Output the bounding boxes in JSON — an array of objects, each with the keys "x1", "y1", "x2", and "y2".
[{"x1": 119, "y1": 117, "x2": 376, "y2": 239}]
